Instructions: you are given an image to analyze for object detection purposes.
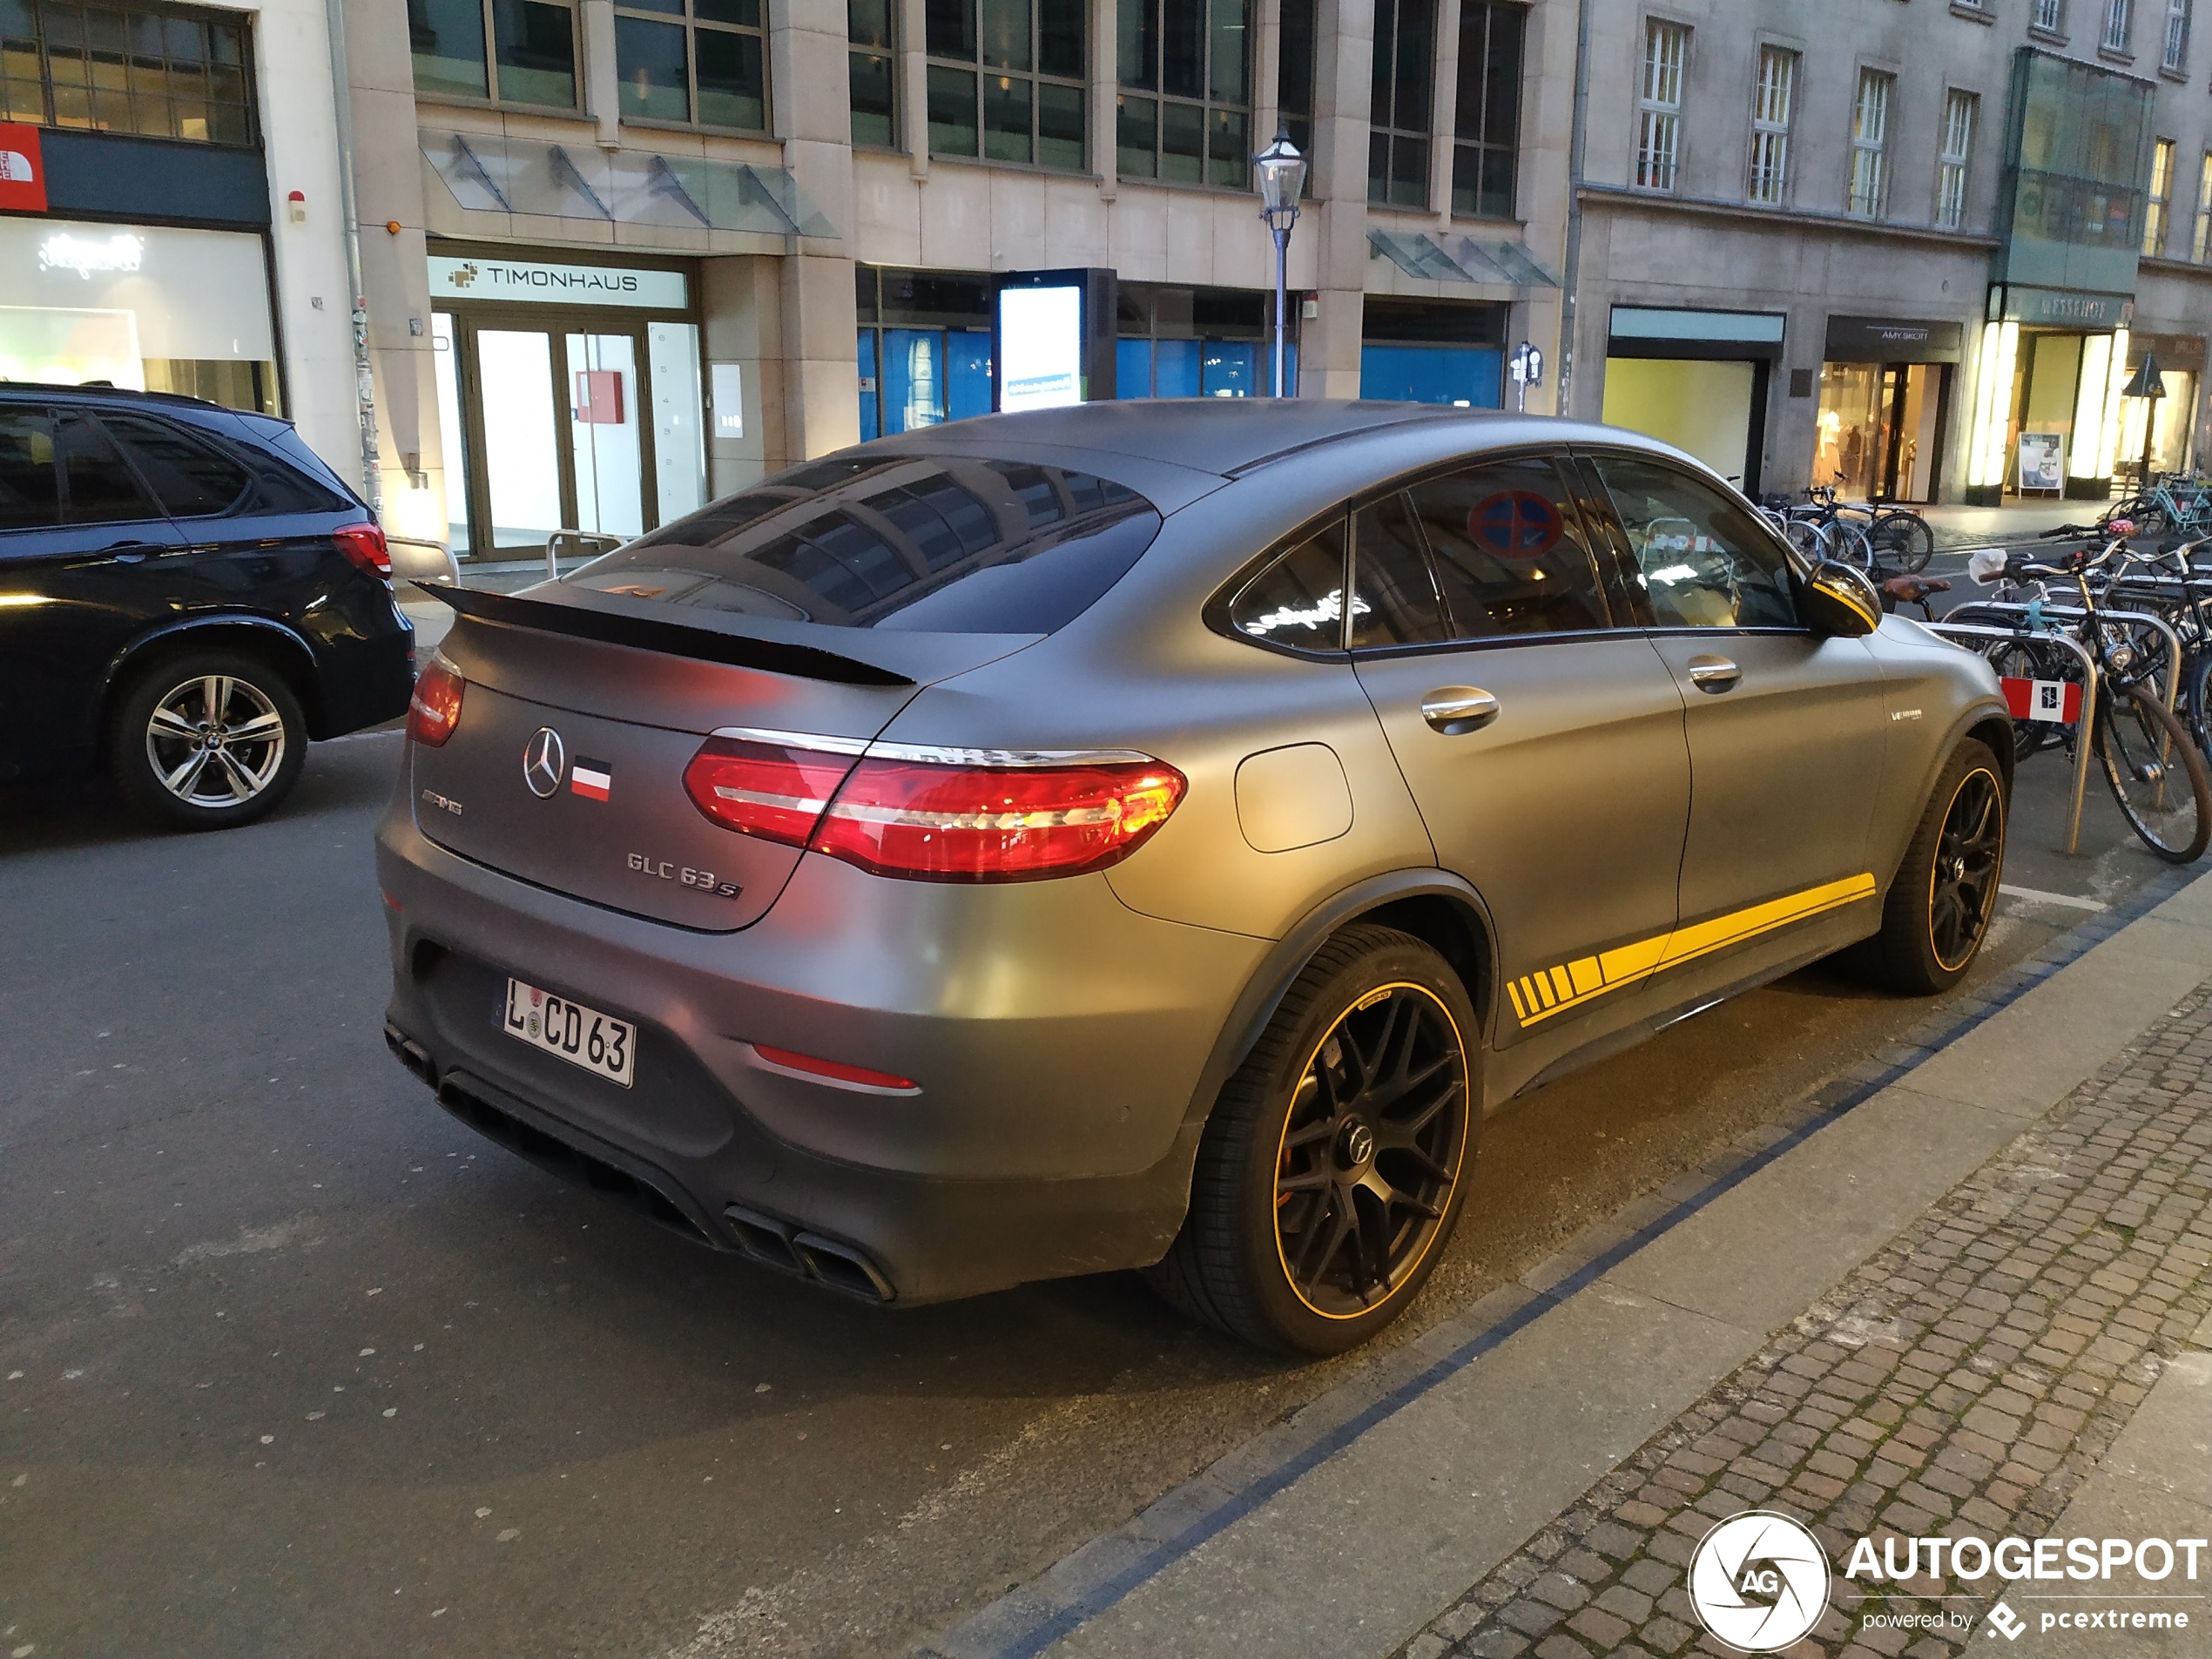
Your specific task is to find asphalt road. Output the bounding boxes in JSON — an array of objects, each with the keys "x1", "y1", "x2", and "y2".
[{"x1": 0, "y1": 711, "x2": 2178, "y2": 1659}]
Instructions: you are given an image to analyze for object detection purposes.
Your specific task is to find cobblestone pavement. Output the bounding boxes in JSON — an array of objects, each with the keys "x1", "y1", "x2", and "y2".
[{"x1": 1397, "y1": 981, "x2": 2212, "y2": 1659}]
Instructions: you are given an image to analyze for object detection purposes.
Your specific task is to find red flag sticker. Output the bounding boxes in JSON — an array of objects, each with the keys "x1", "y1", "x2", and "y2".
[
  {"x1": 570, "y1": 758, "x2": 612, "y2": 800},
  {"x1": 0, "y1": 123, "x2": 46, "y2": 214},
  {"x1": 2000, "y1": 677, "x2": 2081, "y2": 725}
]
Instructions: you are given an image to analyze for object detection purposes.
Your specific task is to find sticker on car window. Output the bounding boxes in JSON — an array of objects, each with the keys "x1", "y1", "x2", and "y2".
[{"x1": 1467, "y1": 491, "x2": 1565, "y2": 559}]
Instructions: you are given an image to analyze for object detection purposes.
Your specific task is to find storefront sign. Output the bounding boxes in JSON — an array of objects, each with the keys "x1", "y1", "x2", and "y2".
[
  {"x1": 428, "y1": 255, "x2": 688, "y2": 310},
  {"x1": 1991, "y1": 284, "x2": 2132, "y2": 329},
  {"x1": 0, "y1": 120, "x2": 46, "y2": 213},
  {"x1": 2133, "y1": 334, "x2": 2208, "y2": 373},
  {"x1": 1823, "y1": 316, "x2": 1963, "y2": 364},
  {"x1": 1608, "y1": 307, "x2": 1786, "y2": 345}
]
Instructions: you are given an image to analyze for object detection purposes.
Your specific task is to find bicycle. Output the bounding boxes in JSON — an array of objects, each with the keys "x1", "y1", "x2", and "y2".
[{"x1": 1959, "y1": 527, "x2": 2211, "y2": 863}]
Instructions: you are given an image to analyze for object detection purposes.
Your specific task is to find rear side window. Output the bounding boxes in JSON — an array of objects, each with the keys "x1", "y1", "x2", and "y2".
[
  {"x1": 574, "y1": 455, "x2": 1161, "y2": 634},
  {"x1": 0, "y1": 410, "x2": 60, "y2": 530},
  {"x1": 1408, "y1": 457, "x2": 1613, "y2": 638},
  {"x1": 99, "y1": 413, "x2": 252, "y2": 518},
  {"x1": 1228, "y1": 518, "x2": 1349, "y2": 651},
  {"x1": 54, "y1": 412, "x2": 163, "y2": 526}
]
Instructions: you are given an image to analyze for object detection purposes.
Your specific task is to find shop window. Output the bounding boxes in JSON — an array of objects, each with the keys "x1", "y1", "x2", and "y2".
[
  {"x1": 1116, "y1": 0, "x2": 1251, "y2": 188},
  {"x1": 1451, "y1": 3, "x2": 1521, "y2": 219},
  {"x1": 1275, "y1": 0, "x2": 1314, "y2": 154},
  {"x1": 2144, "y1": 136, "x2": 2175, "y2": 254},
  {"x1": 2164, "y1": 0, "x2": 2190, "y2": 68},
  {"x1": 613, "y1": 0, "x2": 766, "y2": 132},
  {"x1": 1368, "y1": 0, "x2": 1433, "y2": 206},
  {"x1": 925, "y1": 0, "x2": 1086, "y2": 171},
  {"x1": 1115, "y1": 285, "x2": 1293, "y2": 396},
  {"x1": 1846, "y1": 68, "x2": 1892, "y2": 219},
  {"x1": 409, "y1": 0, "x2": 578, "y2": 108},
  {"x1": 849, "y1": 0, "x2": 897, "y2": 146},
  {"x1": 1359, "y1": 298, "x2": 1506, "y2": 406},
  {"x1": 1, "y1": 0, "x2": 253, "y2": 142},
  {"x1": 1633, "y1": 20, "x2": 1684, "y2": 192},
  {"x1": 1744, "y1": 45, "x2": 1793, "y2": 206},
  {"x1": 855, "y1": 266, "x2": 995, "y2": 438},
  {"x1": 2193, "y1": 151, "x2": 2212, "y2": 260},
  {"x1": 1935, "y1": 89, "x2": 1975, "y2": 230}
]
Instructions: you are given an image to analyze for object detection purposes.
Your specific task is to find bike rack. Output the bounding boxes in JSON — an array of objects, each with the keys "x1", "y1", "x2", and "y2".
[
  {"x1": 1939, "y1": 601, "x2": 2182, "y2": 720},
  {"x1": 1920, "y1": 619, "x2": 2101, "y2": 855}
]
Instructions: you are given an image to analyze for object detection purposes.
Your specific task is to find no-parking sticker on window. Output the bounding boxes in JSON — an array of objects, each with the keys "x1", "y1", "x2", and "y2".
[{"x1": 1467, "y1": 491, "x2": 1565, "y2": 559}]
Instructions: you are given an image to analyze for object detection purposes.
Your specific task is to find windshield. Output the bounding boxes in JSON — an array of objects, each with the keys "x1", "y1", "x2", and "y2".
[{"x1": 570, "y1": 454, "x2": 1161, "y2": 634}]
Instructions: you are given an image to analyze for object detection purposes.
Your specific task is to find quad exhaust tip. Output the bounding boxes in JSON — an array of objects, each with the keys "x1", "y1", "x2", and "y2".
[{"x1": 725, "y1": 1203, "x2": 895, "y2": 1303}]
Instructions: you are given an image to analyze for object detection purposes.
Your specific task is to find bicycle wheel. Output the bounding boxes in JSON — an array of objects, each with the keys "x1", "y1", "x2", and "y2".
[
  {"x1": 1983, "y1": 637, "x2": 2070, "y2": 762},
  {"x1": 1827, "y1": 521, "x2": 1876, "y2": 570},
  {"x1": 2096, "y1": 685, "x2": 2212, "y2": 863},
  {"x1": 1870, "y1": 511, "x2": 1935, "y2": 573},
  {"x1": 1782, "y1": 518, "x2": 1825, "y2": 563},
  {"x1": 2185, "y1": 646, "x2": 2212, "y2": 754}
]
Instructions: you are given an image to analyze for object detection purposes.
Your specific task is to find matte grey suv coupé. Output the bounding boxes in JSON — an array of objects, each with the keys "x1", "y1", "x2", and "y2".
[{"x1": 378, "y1": 401, "x2": 2012, "y2": 1352}]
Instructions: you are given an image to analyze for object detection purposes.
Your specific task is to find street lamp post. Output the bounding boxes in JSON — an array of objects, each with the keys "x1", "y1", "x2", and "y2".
[{"x1": 1252, "y1": 128, "x2": 1306, "y2": 399}]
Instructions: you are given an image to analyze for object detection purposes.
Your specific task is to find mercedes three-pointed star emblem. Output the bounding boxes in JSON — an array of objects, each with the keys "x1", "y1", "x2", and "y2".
[{"x1": 523, "y1": 726, "x2": 565, "y2": 799}]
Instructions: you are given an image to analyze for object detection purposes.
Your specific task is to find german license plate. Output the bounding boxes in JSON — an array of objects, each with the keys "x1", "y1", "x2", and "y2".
[{"x1": 502, "y1": 978, "x2": 635, "y2": 1088}]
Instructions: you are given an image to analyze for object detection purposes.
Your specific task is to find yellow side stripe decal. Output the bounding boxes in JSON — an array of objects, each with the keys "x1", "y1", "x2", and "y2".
[{"x1": 1512, "y1": 873, "x2": 1877, "y2": 1028}]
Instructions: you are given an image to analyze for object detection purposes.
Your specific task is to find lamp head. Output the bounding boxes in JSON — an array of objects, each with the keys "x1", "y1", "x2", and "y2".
[{"x1": 1253, "y1": 128, "x2": 1306, "y2": 226}]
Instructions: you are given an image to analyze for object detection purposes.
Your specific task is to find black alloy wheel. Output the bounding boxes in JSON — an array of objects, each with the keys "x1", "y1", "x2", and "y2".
[
  {"x1": 1148, "y1": 924, "x2": 1478, "y2": 1354},
  {"x1": 1928, "y1": 765, "x2": 2003, "y2": 973},
  {"x1": 1271, "y1": 985, "x2": 1467, "y2": 1318}
]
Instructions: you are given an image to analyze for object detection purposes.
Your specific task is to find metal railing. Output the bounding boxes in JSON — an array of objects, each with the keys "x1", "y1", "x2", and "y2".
[{"x1": 544, "y1": 529, "x2": 625, "y2": 580}]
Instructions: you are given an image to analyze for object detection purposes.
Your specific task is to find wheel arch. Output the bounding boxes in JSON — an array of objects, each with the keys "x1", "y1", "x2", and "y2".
[{"x1": 99, "y1": 616, "x2": 327, "y2": 755}]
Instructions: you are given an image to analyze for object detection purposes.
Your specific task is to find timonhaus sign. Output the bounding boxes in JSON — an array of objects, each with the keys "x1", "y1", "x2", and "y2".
[{"x1": 428, "y1": 255, "x2": 688, "y2": 309}]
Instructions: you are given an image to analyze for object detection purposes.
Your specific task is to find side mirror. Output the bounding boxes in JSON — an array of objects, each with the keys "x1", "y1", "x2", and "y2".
[{"x1": 1802, "y1": 560, "x2": 1881, "y2": 637}]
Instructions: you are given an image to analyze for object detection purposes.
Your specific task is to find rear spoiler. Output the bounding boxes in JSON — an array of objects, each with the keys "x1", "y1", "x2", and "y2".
[{"x1": 416, "y1": 584, "x2": 915, "y2": 688}]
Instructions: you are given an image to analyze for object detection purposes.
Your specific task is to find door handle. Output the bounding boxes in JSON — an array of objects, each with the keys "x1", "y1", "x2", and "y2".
[
  {"x1": 103, "y1": 541, "x2": 152, "y2": 563},
  {"x1": 1420, "y1": 686, "x2": 1501, "y2": 734},
  {"x1": 1686, "y1": 655, "x2": 1742, "y2": 693}
]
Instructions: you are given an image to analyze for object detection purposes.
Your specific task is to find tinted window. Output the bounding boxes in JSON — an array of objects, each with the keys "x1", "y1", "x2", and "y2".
[
  {"x1": 55, "y1": 413, "x2": 163, "y2": 526},
  {"x1": 100, "y1": 414, "x2": 252, "y2": 518},
  {"x1": 1410, "y1": 456, "x2": 1613, "y2": 637},
  {"x1": 1229, "y1": 518, "x2": 1348, "y2": 651},
  {"x1": 0, "y1": 410, "x2": 60, "y2": 531},
  {"x1": 578, "y1": 455, "x2": 1159, "y2": 634},
  {"x1": 1589, "y1": 455, "x2": 1798, "y2": 630},
  {"x1": 1351, "y1": 492, "x2": 1448, "y2": 649}
]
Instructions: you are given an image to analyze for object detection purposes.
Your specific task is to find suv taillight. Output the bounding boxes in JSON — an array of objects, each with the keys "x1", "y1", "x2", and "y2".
[
  {"x1": 334, "y1": 523, "x2": 392, "y2": 582},
  {"x1": 683, "y1": 736, "x2": 1185, "y2": 881},
  {"x1": 408, "y1": 657, "x2": 464, "y2": 746}
]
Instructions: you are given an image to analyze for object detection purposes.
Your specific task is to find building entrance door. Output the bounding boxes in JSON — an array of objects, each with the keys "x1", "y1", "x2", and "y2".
[{"x1": 1815, "y1": 362, "x2": 1949, "y2": 502}]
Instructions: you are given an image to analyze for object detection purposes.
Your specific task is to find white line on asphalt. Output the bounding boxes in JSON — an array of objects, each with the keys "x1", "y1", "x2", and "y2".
[{"x1": 2000, "y1": 884, "x2": 2107, "y2": 912}]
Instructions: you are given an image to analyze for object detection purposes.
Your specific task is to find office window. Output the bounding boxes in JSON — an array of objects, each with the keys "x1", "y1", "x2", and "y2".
[
  {"x1": 1369, "y1": 0, "x2": 1433, "y2": 206},
  {"x1": 1634, "y1": 19, "x2": 1684, "y2": 192},
  {"x1": 2145, "y1": 136, "x2": 2176, "y2": 253},
  {"x1": 2163, "y1": 0, "x2": 2189, "y2": 68},
  {"x1": 1275, "y1": 0, "x2": 1314, "y2": 152},
  {"x1": 1745, "y1": 44, "x2": 1794, "y2": 206},
  {"x1": 1935, "y1": 88, "x2": 1975, "y2": 230},
  {"x1": 1117, "y1": 0, "x2": 1251, "y2": 187},
  {"x1": 2195, "y1": 151, "x2": 2212, "y2": 260},
  {"x1": 850, "y1": 0, "x2": 896, "y2": 145},
  {"x1": 4, "y1": 0, "x2": 255, "y2": 138},
  {"x1": 2103, "y1": 0, "x2": 2132, "y2": 50},
  {"x1": 927, "y1": 0, "x2": 1086, "y2": 169},
  {"x1": 1451, "y1": 3, "x2": 1521, "y2": 219},
  {"x1": 2033, "y1": 0, "x2": 2065, "y2": 28},
  {"x1": 1846, "y1": 67, "x2": 1891, "y2": 219},
  {"x1": 614, "y1": 0, "x2": 765, "y2": 130}
]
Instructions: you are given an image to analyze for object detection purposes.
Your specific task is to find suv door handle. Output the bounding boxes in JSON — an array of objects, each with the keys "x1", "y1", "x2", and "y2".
[
  {"x1": 1686, "y1": 655, "x2": 1741, "y2": 693},
  {"x1": 1420, "y1": 686, "x2": 1501, "y2": 734},
  {"x1": 102, "y1": 540, "x2": 154, "y2": 563}
]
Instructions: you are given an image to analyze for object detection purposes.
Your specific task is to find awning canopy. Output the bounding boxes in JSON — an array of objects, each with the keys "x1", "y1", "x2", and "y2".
[
  {"x1": 421, "y1": 132, "x2": 837, "y2": 239},
  {"x1": 1368, "y1": 229, "x2": 1559, "y2": 289}
]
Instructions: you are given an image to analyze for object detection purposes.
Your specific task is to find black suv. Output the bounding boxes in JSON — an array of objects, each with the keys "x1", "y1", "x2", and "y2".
[{"x1": 0, "y1": 384, "x2": 415, "y2": 828}]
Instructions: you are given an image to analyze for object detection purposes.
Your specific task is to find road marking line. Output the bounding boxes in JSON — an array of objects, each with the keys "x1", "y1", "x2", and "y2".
[{"x1": 2000, "y1": 884, "x2": 2107, "y2": 912}]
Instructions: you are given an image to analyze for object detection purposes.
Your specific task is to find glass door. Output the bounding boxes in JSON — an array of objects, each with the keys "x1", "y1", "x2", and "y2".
[
  {"x1": 477, "y1": 328, "x2": 566, "y2": 555},
  {"x1": 565, "y1": 332, "x2": 648, "y2": 541}
]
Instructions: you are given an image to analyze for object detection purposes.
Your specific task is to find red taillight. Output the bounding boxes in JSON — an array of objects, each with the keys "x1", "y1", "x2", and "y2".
[
  {"x1": 408, "y1": 657, "x2": 465, "y2": 746},
  {"x1": 684, "y1": 732, "x2": 1186, "y2": 882},
  {"x1": 683, "y1": 737, "x2": 862, "y2": 846},
  {"x1": 334, "y1": 523, "x2": 392, "y2": 582}
]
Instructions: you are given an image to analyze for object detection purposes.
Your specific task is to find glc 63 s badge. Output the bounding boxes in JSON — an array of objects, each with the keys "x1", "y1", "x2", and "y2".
[{"x1": 627, "y1": 851, "x2": 741, "y2": 900}]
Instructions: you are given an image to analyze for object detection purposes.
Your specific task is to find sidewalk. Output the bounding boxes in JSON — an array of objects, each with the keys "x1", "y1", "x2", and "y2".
[
  {"x1": 1922, "y1": 502, "x2": 2100, "y2": 551},
  {"x1": 913, "y1": 867, "x2": 2212, "y2": 1659}
]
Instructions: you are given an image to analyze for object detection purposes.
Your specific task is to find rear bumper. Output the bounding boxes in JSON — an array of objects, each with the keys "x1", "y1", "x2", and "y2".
[{"x1": 374, "y1": 799, "x2": 1268, "y2": 1303}]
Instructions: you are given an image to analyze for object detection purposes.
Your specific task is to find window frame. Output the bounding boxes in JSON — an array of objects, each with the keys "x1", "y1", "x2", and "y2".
[
  {"x1": 1935, "y1": 87, "x2": 1976, "y2": 231},
  {"x1": 1745, "y1": 43, "x2": 1796, "y2": 207},
  {"x1": 1274, "y1": 0, "x2": 1315, "y2": 153},
  {"x1": 1633, "y1": 17, "x2": 1686, "y2": 193},
  {"x1": 1369, "y1": 0, "x2": 1437, "y2": 207},
  {"x1": 1450, "y1": 1, "x2": 1523, "y2": 220},
  {"x1": 1845, "y1": 66, "x2": 1893, "y2": 220},
  {"x1": 4, "y1": 0, "x2": 259, "y2": 142},
  {"x1": 1116, "y1": 0, "x2": 1254, "y2": 190},
  {"x1": 924, "y1": 0, "x2": 1089, "y2": 172},
  {"x1": 849, "y1": 0, "x2": 900, "y2": 148},
  {"x1": 2146, "y1": 136, "x2": 2177, "y2": 254},
  {"x1": 2193, "y1": 149, "x2": 2212, "y2": 260},
  {"x1": 2033, "y1": 0, "x2": 2067, "y2": 30},
  {"x1": 610, "y1": 0, "x2": 769, "y2": 135},
  {"x1": 2163, "y1": 0, "x2": 2190, "y2": 69},
  {"x1": 2103, "y1": 0, "x2": 2134, "y2": 51}
]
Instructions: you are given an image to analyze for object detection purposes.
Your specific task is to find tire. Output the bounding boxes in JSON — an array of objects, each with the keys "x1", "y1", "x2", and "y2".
[
  {"x1": 1783, "y1": 519, "x2": 1825, "y2": 564},
  {"x1": 1855, "y1": 739, "x2": 2007, "y2": 995},
  {"x1": 1147, "y1": 925, "x2": 1479, "y2": 1354},
  {"x1": 108, "y1": 650, "x2": 307, "y2": 831},
  {"x1": 1871, "y1": 511, "x2": 1935, "y2": 574},
  {"x1": 2096, "y1": 685, "x2": 2212, "y2": 864}
]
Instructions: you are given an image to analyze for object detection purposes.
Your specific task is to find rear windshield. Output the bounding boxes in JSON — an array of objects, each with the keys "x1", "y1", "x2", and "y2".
[{"x1": 569, "y1": 455, "x2": 1161, "y2": 634}]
